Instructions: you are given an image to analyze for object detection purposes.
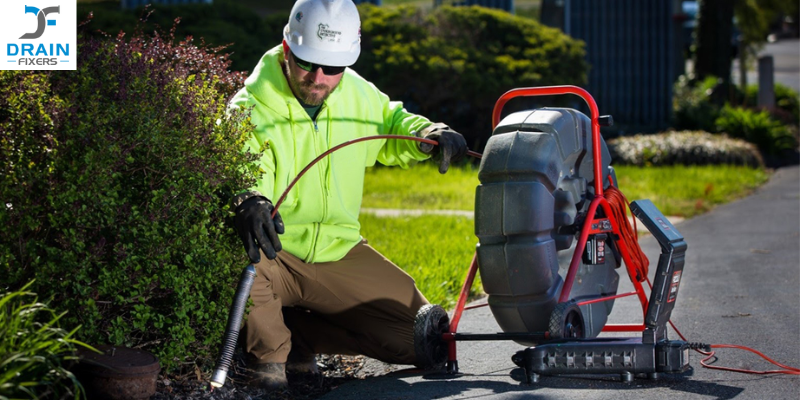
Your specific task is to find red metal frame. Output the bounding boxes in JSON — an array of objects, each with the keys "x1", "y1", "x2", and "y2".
[
  {"x1": 491, "y1": 86, "x2": 605, "y2": 197},
  {"x1": 443, "y1": 86, "x2": 652, "y2": 364},
  {"x1": 576, "y1": 291, "x2": 639, "y2": 307},
  {"x1": 442, "y1": 252, "x2": 479, "y2": 365}
]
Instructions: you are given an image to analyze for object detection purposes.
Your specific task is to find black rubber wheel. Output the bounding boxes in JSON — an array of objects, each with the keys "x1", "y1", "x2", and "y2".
[
  {"x1": 413, "y1": 304, "x2": 450, "y2": 370},
  {"x1": 548, "y1": 301, "x2": 585, "y2": 339}
]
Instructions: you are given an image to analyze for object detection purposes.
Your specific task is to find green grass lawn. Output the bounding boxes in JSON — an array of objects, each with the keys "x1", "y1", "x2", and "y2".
[
  {"x1": 363, "y1": 162, "x2": 770, "y2": 217},
  {"x1": 363, "y1": 163, "x2": 480, "y2": 210},
  {"x1": 360, "y1": 162, "x2": 770, "y2": 307},
  {"x1": 613, "y1": 165, "x2": 770, "y2": 218},
  {"x1": 360, "y1": 214, "x2": 479, "y2": 309}
]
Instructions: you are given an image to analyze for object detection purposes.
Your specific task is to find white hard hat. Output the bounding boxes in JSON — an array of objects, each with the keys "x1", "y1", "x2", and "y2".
[{"x1": 284, "y1": 0, "x2": 361, "y2": 67}]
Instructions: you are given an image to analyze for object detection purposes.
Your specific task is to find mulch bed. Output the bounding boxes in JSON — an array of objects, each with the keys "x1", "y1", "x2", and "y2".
[{"x1": 151, "y1": 354, "x2": 368, "y2": 400}]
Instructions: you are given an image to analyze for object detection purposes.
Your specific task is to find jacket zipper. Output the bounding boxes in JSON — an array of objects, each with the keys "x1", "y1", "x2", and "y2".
[{"x1": 307, "y1": 112, "x2": 328, "y2": 262}]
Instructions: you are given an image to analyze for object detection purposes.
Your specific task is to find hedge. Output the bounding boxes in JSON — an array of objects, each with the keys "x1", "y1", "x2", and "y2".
[
  {"x1": 715, "y1": 104, "x2": 798, "y2": 157},
  {"x1": 355, "y1": 5, "x2": 588, "y2": 150},
  {"x1": 0, "y1": 27, "x2": 257, "y2": 372},
  {"x1": 608, "y1": 130, "x2": 764, "y2": 167},
  {"x1": 673, "y1": 75, "x2": 799, "y2": 162}
]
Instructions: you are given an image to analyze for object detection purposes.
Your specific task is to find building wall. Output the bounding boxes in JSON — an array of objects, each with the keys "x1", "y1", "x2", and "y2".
[{"x1": 550, "y1": 0, "x2": 682, "y2": 133}]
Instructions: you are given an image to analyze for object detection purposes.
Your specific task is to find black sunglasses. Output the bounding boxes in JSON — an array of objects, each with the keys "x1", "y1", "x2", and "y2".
[{"x1": 291, "y1": 51, "x2": 346, "y2": 76}]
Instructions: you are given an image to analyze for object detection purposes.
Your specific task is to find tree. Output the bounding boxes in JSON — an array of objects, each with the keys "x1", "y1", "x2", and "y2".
[
  {"x1": 693, "y1": 0, "x2": 735, "y2": 99},
  {"x1": 694, "y1": 0, "x2": 798, "y2": 92}
]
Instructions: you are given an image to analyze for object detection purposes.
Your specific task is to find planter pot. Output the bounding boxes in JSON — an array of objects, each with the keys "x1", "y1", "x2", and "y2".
[{"x1": 74, "y1": 345, "x2": 160, "y2": 400}]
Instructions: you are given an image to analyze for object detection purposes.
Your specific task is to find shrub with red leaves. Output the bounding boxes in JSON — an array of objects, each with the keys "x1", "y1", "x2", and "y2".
[{"x1": 1, "y1": 21, "x2": 259, "y2": 372}]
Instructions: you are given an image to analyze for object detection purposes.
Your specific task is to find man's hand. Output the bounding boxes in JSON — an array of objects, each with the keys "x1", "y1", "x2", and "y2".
[
  {"x1": 419, "y1": 123, "x2": 468, "y2": 174},
  {"x1": 234, "y1": 196, "x2": 285, "y2": 263}
]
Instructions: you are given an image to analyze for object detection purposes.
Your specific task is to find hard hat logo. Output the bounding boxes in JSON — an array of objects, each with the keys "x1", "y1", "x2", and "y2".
[
  {"x1": 295, "y1": 12, "x2": 303, "y2": 22},
  {"x1": 317, "y1": 23, "x2": 342, "y2": 42}
]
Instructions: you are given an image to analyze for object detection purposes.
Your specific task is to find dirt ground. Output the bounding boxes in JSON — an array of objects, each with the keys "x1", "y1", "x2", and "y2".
[{"x1": 150, "y1": 354, "x2": 384, "y2": 400}]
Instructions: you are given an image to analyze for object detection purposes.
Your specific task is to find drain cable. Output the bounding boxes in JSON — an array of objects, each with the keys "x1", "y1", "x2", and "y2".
[
  {"x1": 270, "y1": 134, "x2": 482, "y2": 217},
  {"x1": 270, "y1": 134, "x2": 800, "y2": 376},
  {"x1": 663, "y1": 292, "x2": 800, "y2": 376},
  {"x1": 605, "y1": 178, "x2": 798, "y2": 376}
]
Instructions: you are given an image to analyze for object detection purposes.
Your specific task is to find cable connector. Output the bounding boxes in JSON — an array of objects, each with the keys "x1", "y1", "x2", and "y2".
[
  {"x1": 687, "y1": 342, "x2": 712, "y2": 352},
  {"x1": 655, "y1": 340, "x2": 691, "y2": 373}
]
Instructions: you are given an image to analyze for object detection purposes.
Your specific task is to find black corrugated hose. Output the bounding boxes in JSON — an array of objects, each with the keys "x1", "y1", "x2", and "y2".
[{"x1": 210, "y1": 264, "x2": 256, "y2": 388}]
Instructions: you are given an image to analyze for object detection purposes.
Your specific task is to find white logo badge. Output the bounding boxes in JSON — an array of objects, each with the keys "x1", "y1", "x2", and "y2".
[
  {"x1": 1, "y1": 1, "x2": 77, "y2": 70},
  {"x1": 317, "y1": 23, "x2": 342, "y2": 43}
]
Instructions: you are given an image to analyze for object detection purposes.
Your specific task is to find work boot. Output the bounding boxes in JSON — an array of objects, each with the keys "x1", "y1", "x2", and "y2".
[
  {"x1": 286, "y1": 354, "x2": 322, "y2": 388},
  {"x1": 246, "y1": 362, "x2": 288, "y2": 392}
]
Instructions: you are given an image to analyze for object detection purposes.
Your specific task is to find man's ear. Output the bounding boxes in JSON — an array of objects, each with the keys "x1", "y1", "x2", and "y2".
[{"x1": 282, "y1": 40, "x2": 290, "y2": 62}]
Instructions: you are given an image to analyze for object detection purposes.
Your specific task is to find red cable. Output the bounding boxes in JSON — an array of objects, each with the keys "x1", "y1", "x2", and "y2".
[
  {"x1": 668, "y1": 319, "x2": 800, "y2": 375},
  {"x1": 604, "y1": 186, "x2": 649, "y2": 281},
  {"x1": 271, "y1": 134, "x2": 482, "y2": 217},
  {"x1": 699, "y1": 345, "x2": 800, "y2": 375},
  {"x1": 637, "y1": 216, "x2": 798, "y2": 376},
  {"x1": 270, "y1": 134, "x2": 800, "y2": 377}
]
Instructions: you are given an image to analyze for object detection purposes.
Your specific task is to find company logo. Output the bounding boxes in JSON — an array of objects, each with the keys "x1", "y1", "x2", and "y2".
[
  {"x1": 317, "y1": 23, "x2": 342, "y2": 42},
  {"x1": 20, "y1": 5, "x2": 60, "y2": 39},
  {"x1": 1, "y1": 1, "x2": 76, "y2": 70},
  {"x1": 295, "y1": 12, "x2": 303, "y2": 23}
]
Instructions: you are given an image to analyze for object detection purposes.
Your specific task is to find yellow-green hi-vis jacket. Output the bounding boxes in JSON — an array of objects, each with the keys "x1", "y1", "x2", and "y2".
[{"x1": 229, "y1": 45, "x2": 433, "y2": 263}]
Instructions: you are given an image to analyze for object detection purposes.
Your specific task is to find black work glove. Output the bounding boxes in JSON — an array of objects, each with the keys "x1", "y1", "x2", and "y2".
[
  {"x1": 233, "y1": 195, "x2": 285, "y2": 263},
  {"x1": 418, "y1": 123, "x2": 468, "y2": 174}
]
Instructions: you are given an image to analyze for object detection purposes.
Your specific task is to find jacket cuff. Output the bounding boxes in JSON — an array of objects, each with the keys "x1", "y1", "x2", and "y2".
[
  {"x1": 420, "y1": 122, "x2": 450, "y2": 137},
  {"x1": 230, "y1": 190, "x2": 266, "y2": 210}
]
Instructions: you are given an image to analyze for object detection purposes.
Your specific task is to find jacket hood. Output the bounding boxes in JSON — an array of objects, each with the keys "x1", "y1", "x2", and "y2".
[
  {"x1": 244, "y1": 45, "x2": 346, "y2": 118},
  {"x1": 230, "y1": 45, "x2": 432, "y2": 262}
]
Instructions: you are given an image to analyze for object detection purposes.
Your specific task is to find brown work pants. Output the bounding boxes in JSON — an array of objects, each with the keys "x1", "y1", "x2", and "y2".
[{"x1": 243, "y1": 240, "x2": 428, "y2": 366}]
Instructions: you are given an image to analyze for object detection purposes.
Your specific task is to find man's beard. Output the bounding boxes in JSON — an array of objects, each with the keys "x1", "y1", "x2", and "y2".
[{"x1": 284, "y1": 61, "x2": 334, "y2": 107}]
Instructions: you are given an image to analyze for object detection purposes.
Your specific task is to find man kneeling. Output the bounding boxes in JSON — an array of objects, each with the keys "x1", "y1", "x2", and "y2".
[{"x1": 228, "y1": 0, "x2": 467, "y2": 391}]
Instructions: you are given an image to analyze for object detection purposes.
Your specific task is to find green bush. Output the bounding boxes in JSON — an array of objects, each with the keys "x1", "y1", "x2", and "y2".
[
  {"x1": 1, "y1": 281, "x2": 89, "y2": 399},
  {"x1": 774, "y1": 84, "x2": 800, "y2": 125},
  {"x1": 673, "y1": 75, "x2": 724, "y2": 132},
  {"x1": 0, "y1": 28, "x2": 258, "y2": 372},
  {"x1": 355, "y1": 5, "x2": 588, "y2": 150},
  {"x1": 741, "y1": 83, "x2": 800, "y2": 125},
  {"x1": 673, "y1": 75, "x2": 799, "y2": 161},
  {"x1": 715, "y1": 105, "x2": 798, "y2": 156},
  {"x1": 608, "y1": 131, "x2": 764, "y2": 167}
]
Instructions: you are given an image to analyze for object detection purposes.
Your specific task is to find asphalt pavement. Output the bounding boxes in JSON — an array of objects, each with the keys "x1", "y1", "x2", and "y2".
[{"x1": 322, "y1": 165, "x2": 800, "y2": 400}]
